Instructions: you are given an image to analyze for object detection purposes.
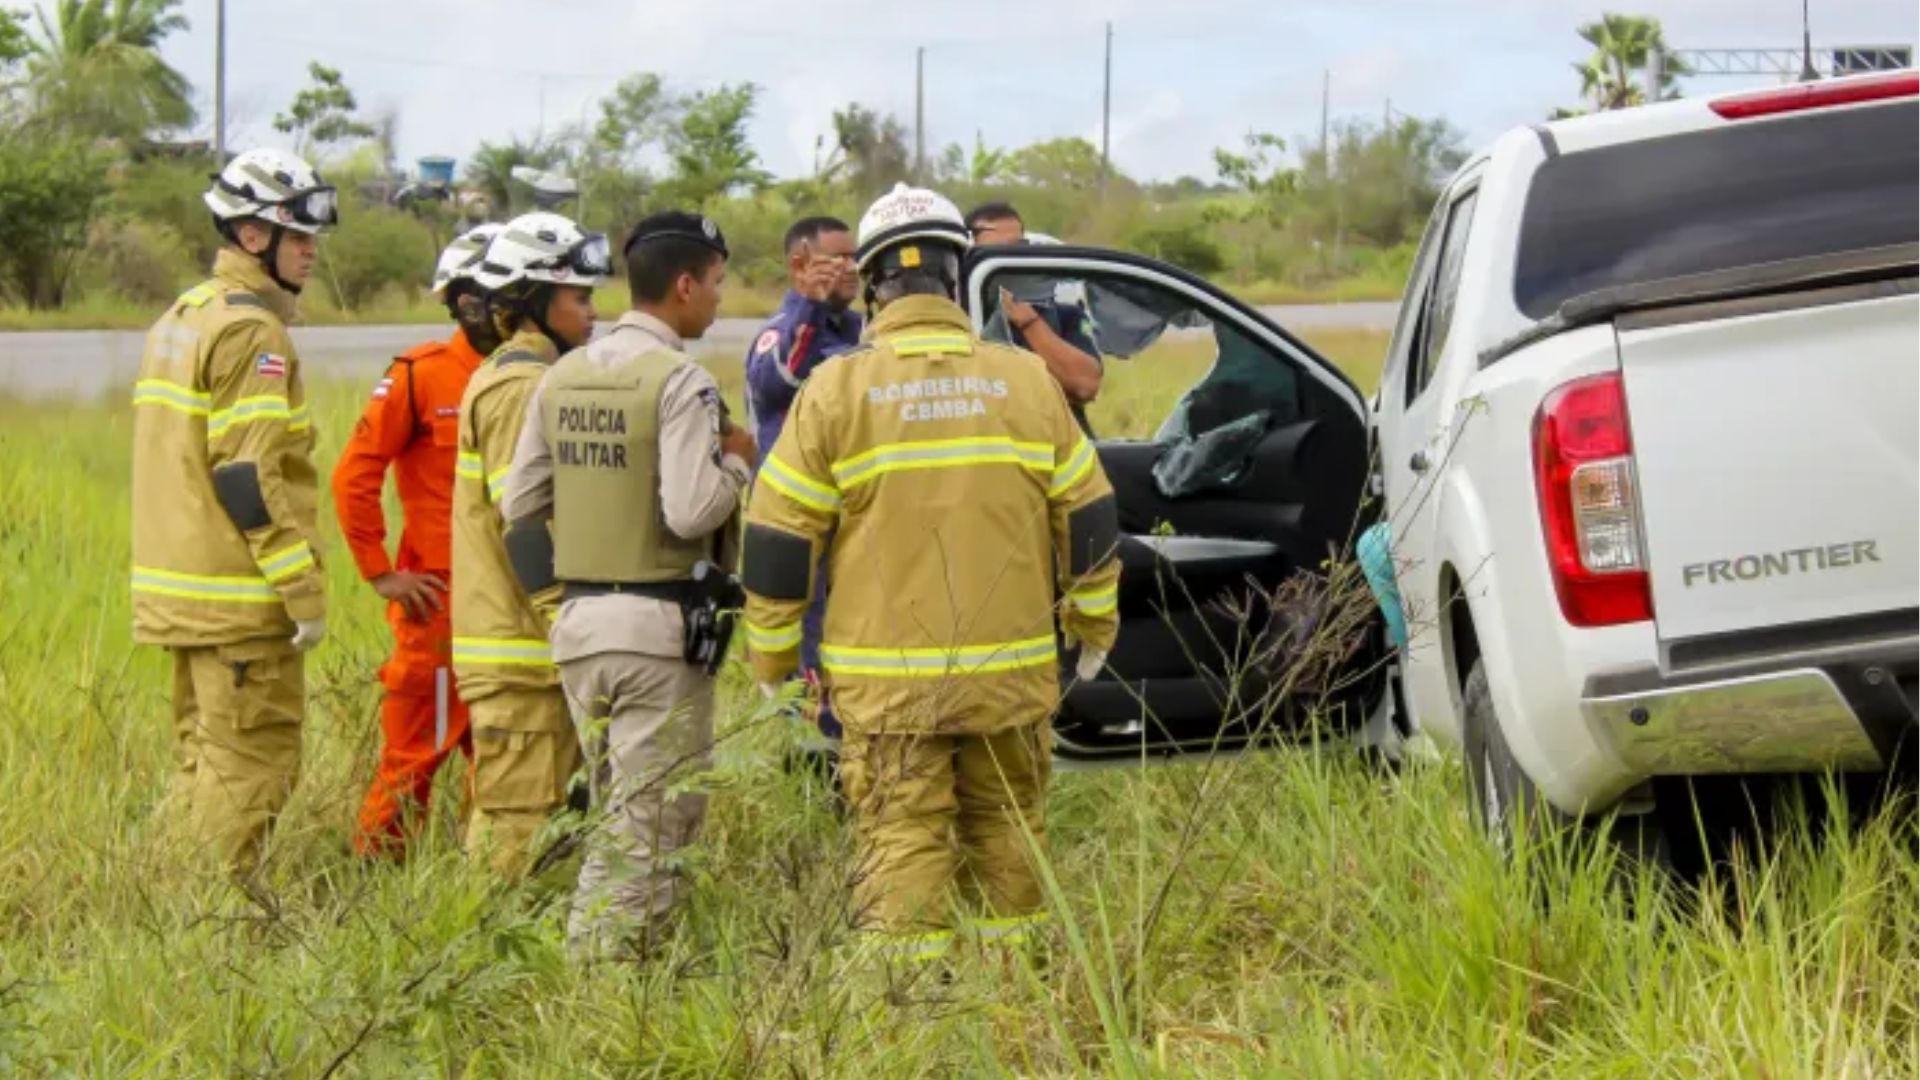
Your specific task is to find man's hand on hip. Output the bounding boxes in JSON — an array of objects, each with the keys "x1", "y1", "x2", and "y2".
[{"x1": 373, "y1": 570, "x2": 448, "y2": 622}]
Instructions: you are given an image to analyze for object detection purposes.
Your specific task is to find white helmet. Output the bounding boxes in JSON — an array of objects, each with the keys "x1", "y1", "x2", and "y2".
[
  {"x1": 854, "y1": 182, "x2": 970, "y2": 275},
  {"x1": 431, "y1": 222, "x2": 504, "y2": 297},
  {"x1": 204, "y1": 148, "x2": 338, "y2": 235},
  {"x1": 470, "y1": 212, "x2": 612, "y2": 293}
]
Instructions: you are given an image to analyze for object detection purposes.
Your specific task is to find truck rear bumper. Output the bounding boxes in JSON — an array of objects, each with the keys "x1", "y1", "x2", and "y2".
[{"x1": 1580, "y1": 640, "x2": 1916, "y2": 775}]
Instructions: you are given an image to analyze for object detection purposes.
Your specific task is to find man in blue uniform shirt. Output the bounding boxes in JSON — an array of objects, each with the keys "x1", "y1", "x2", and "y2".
[
  {"x1": 743, "y1": 216, "x2": 863, "y2": 742},
  {"x1": 744, "y1": 216, "x2": 863, "y2": 453},
  {"x1": 966, "y1": 201, "x2": 1104, "y2": 434}
]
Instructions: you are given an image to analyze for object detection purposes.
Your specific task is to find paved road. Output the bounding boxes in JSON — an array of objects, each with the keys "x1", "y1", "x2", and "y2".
[{"x1": 0, "y1": 302, "x2": 1397, "y2": 401}]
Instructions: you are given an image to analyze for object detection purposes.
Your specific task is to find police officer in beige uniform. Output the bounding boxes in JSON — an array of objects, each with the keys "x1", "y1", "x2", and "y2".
[{"x1": 501, "y1": 211, "x2": 756, "y2": 958}]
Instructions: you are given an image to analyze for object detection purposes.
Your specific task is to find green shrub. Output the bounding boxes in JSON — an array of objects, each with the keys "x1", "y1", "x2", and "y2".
[
  {"x1": 1127, "y1": 217, "x2": 1226, "y2": 277},
  {"x1": 317, "y1": 204, "x2": 438, "y2": 310},
  {"x1": 75, "y1": 216, "x2": 200, "y2": 304},
  {"x1": 110, "y1": 156, "x2": 224, "y2": 270}
]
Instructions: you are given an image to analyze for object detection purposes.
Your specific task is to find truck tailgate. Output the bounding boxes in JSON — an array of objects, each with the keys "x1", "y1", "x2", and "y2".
[{"x1": 1618, "y1": 288, "x2": 1918, "y2": 645}]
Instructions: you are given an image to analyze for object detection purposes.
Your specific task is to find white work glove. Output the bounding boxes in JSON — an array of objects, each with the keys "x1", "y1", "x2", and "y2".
[
  {"x1": 290, "y1": 617, "x2": 327, "y2": 653},
  {"x1": 1075, "y1": 647, "x2": 1107, "y2": 682}
]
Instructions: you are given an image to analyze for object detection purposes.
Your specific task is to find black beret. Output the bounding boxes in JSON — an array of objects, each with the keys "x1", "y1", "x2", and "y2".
[{"x1": 624, "y1": 211, "x2": 728, "y2": 258}]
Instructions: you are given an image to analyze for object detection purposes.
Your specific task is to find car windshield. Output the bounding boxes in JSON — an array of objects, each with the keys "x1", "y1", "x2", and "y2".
[{"x1": 1513, "y1": 101, "x2": 1919, "y2": 319}]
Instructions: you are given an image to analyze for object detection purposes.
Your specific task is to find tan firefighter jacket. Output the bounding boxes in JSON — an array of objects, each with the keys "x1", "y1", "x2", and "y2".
[
  {"x1": 131, "y1": 248, "x2": 324, "y2": 647},
  {"x1": 451, "y1": 329, "x2": 562, "y2": 701},
  {"x1": 742, "y1": 294, "x2": 1122, "y2": 735}
]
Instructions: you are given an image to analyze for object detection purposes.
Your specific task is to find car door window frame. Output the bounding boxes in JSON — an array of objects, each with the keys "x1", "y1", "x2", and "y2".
[
  {"x1": 1380, "y1": 203, "x2": 1448, "y2": 412},
  {"x1": 1406, "y1": 184, "x2": 1480, "y2": 406},
  {"x1": 962, "y1": 247, "x2": 1370, "y2": 424}
]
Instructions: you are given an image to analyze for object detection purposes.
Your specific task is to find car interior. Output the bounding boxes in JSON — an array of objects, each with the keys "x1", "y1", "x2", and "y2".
[{"x1": 975, "y1": 261, "x2": 1380, "y2": 760}]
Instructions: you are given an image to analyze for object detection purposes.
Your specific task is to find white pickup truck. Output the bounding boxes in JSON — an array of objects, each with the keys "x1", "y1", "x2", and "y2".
[
  {"x1": 1371, "y1": 70, "x2": 1918, "y2": 850},
  {"x1": 946, "y1": 71, "x2": 1914, "y2": 858}
]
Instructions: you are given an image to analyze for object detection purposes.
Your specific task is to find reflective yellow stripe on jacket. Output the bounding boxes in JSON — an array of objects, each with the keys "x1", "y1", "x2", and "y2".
[
  {"x1": 257, "y1": 541, "x2": 316, "y2": 584},
  {"x1": 744, "y1": 619, "x2": 803, "y2": 653},
  {"x1": 759, "y1": 453, "x2": 841, "y2": 513},
  {"x1": 456, "y1": 451, "x2": 484, "y2": 483},
  {"x1": 819, "y1": 635, "x2": 1057, "y2": 678},
  {"x1": 830, "y1": 437, "x2": 1053, "y2": 492},
  {"x1": 132, "y1": 379, "x2": 211, "y2": 418},
  {"x1": 1050, "y1": 437, "x2": 1096, "y2": 498},
  {"x1": 451, "y1": 636, "x2": 554, "y2": 668},
  {"x1": 1068, "y1": 581, "x2": 1118, "y2": 617},
  {"x1": 890, "y1": 333, "x2": 974, "y2": 358},
  {"x1": 131, "y1": 565, "x2": 279, "y2": 603},
  {"x1": 207, "y1": 394, "x2": 296, "y2": 438}
]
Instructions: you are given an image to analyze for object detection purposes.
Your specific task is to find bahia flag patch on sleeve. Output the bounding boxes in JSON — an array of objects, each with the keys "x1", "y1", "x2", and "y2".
[{"x1": 255, "y1": 353, "x2": 288, "y2": 378}]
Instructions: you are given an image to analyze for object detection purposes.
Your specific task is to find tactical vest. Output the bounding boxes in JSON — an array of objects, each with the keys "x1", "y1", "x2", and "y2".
[{"x1": 540, "y1": 348, "x2": 706, "y2": 584}]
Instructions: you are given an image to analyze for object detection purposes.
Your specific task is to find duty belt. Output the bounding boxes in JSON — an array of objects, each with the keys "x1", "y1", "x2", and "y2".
[{"x1": 560, "y1": 579, "x2": 693, "y2": 603}]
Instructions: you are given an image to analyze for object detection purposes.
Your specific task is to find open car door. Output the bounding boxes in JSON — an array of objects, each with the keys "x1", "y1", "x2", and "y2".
[{"x1": 963, "y1": 245, "x2": 1385, "y2": 761}]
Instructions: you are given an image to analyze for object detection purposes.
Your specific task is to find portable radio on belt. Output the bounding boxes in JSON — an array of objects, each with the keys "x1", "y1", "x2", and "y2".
[{"x1": 683, "y1": 559, "x2": 745, "y2": 675}]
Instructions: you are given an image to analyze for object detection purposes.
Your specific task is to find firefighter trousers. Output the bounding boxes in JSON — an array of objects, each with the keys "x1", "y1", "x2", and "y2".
[
  {"x1": 167, "y1": 638, "x2": 304, "y2": 872},
  {"x1": 838, "y1": 722, "x2": 1052, "y2": 949},
  {"x1": 559, "y1": 651, "x2": 714, "y2": 959},
  {"x1": 354, "y1": 604, "x2": 472, "y2": 857},
  {"x1": 464, "y1": 685, "x2": 578, "y2": 879}
]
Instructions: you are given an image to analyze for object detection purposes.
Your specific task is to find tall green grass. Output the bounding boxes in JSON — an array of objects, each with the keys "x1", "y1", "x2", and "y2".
[{"x1": 0, "y1": 334, "x2": 1912, "y2": 1076}]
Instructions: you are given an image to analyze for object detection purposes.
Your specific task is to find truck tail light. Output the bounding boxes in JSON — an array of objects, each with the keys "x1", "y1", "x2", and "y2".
[
  {"x1": 1710, "y1": 71, "x2": 1919, "y2": 119},
  {"x1": 1533, "y1": 373, "x2": 1653, "y2": 627}
]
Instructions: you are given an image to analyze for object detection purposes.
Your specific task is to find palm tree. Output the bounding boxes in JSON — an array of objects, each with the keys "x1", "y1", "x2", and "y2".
[
  {"x1": 463, "y1": 136, "x2": 568, "y2": 218},
  {"x1": 1573, "y1": 13, "x2": 1684, "y2": 111},
  {"x1": 27, "y1": 0, "x2": 194, "y2": 141}
]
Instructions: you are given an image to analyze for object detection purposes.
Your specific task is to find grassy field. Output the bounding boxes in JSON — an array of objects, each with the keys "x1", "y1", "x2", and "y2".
[{"x1": 0, "y1": 330, "x2": 1914, "y2": 1076}]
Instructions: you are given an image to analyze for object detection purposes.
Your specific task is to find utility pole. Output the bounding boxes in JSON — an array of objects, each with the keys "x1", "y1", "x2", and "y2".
[
  {"x1": 1100, "y1": 21, "x2": 1113, "y2": 194},
  {"x1": 1799, "y1": 0, "x2": 1820, "y2": 81},
  {"x1": 1318, "y1": 69, "x2": 1330, "y2": 175},
  {"x1": 914, "y1": 47, "x2": 926, "y2": 182},
  {"x1": 213, "y1": 0, "x2": 226, "y2": 163},
  {"x1": 1646, "y1": 45, "x2": 1665, "y2": 103}
]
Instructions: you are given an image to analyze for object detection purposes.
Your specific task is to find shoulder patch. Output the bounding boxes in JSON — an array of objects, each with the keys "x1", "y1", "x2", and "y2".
[
  {"x1": 224, "y1": 292, "x2": 268, "y2": 310},
  {"x1": 752, "y1": 328, "x2": 780, "y2": 356}
]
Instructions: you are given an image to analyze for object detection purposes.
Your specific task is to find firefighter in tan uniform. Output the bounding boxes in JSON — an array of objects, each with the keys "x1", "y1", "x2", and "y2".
[
  {"x1": 131, "y1": 149, "x2": 338, "y2": 872},
  {"x1": 450, "y1": 212, "x2": 608, "y2": 877},
  {"x1": 502, "y1": 211, "x2": 757, "y2": 959},
  {"x1": 742, "y1": 184, "x2": 1122, "y2": 962}
]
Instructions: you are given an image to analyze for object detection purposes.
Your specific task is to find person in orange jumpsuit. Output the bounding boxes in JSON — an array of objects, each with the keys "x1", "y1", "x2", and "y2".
[{"x1": 332, "y1": 224, "x2": 504, "y2": 857}]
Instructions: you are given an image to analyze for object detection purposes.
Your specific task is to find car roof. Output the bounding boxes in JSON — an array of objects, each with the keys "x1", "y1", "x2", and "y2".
[{"x1": 1536, "y1": 68, "x2": 1917, "y2": 156}]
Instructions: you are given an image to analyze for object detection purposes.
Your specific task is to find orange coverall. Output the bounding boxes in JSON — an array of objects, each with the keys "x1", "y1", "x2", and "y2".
[{"x1": 332, "y1": 330, "x2": 487, "y2": 855}]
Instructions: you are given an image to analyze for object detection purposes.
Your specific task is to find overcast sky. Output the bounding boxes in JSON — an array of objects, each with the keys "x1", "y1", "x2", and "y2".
[{"x1": 154, "y1": 0, "x2": 1916, "y2": 182}]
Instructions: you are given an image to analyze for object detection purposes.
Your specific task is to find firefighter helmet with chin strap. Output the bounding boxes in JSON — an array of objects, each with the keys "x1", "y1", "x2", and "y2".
[
  {"x1": 431, "y1": 222, "x2": 505, "y2": 297},
  {"x1": 204, "y1": 148, "x2": 338, "y2": 294},
  {"x1": 472, "y1": 212, "x2": 610, "y2": 350},
  {"x1": 470, "y1": 212, "x2": 612, "y2": 294},
  {"x1": 855, "y1": 183, "x2": 971, "y2": 312},
  {"x1": 204, "y1": 148, "x2": 338, "y2": 236},
  {"x1": 854, "y1": 183, "x2": 971, "y2": 274}
]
